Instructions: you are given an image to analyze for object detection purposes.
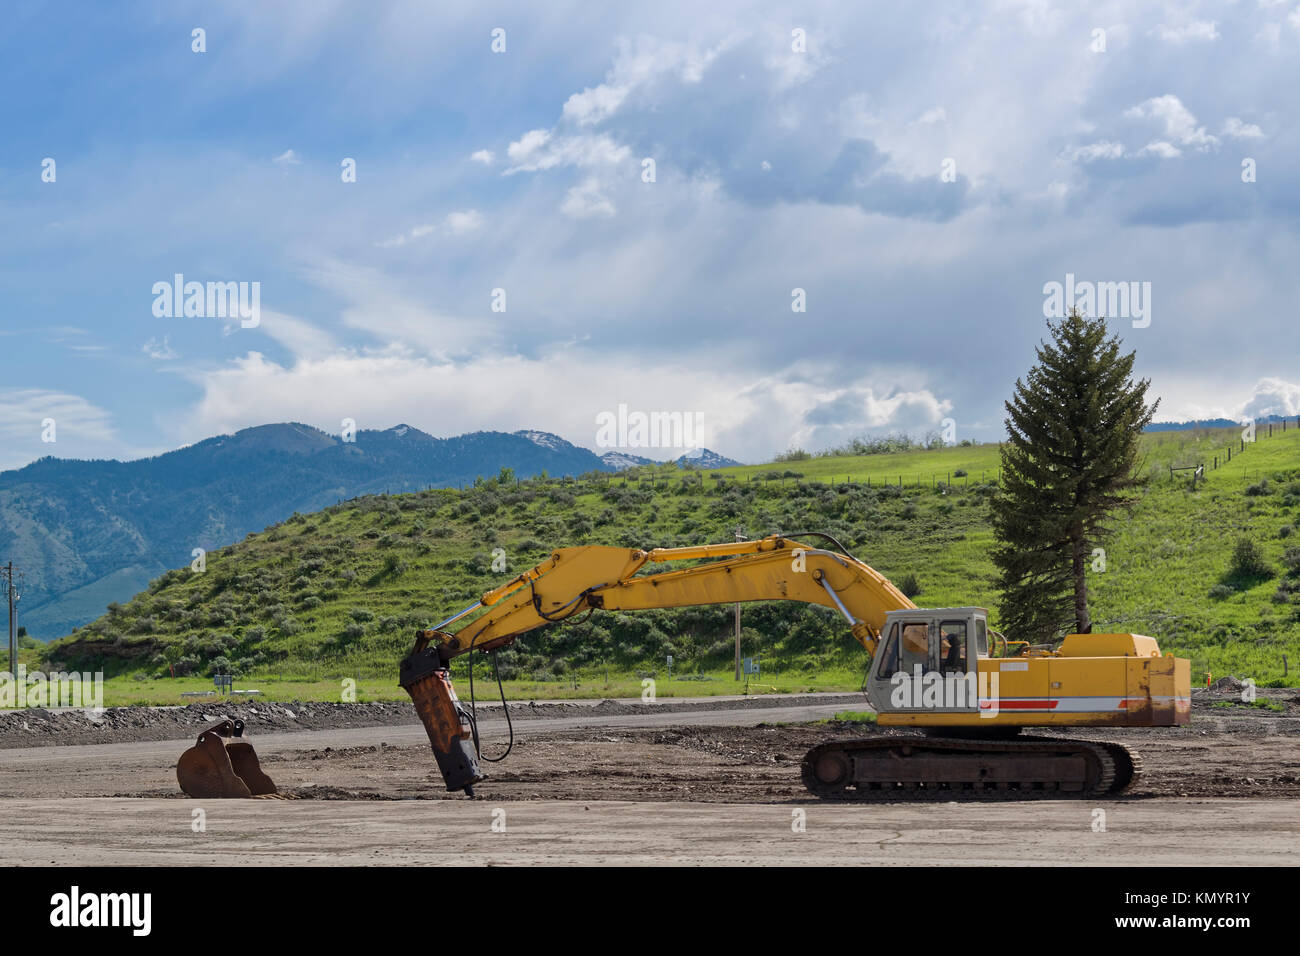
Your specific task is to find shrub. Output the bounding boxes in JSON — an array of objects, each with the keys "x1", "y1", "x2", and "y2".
[
  {"x1": 774, "y1": 448, "x2": 811, "y2": 462},
  {"x1": 896, "y1": 572, "x2": 922, "y2": 599},
  {"x1": 1283, "y1": 547, "x2": 1300, "y2": 576},
  {"x1": 1228, "y1": 538, "x2": 1272, "y2": 580}
]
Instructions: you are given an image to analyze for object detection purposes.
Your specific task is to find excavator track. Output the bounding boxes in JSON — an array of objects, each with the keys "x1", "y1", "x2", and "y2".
[{"x1": 801, "y1": 735, "x2": 1142, "y2": 800}]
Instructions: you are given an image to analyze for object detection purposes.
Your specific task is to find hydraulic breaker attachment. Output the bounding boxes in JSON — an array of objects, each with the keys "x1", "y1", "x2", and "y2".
[
  {"x1": 400, "y1": 634, "x2": 485, "y2": 796},
  {"x1": 177, "y1": 719, "x2": 277, "y2": 798}
]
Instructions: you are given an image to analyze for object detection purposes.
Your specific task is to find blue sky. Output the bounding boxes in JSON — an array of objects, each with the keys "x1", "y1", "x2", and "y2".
[{"x1": 2, "y1": 0, "x2": 1299, "y2": 469}]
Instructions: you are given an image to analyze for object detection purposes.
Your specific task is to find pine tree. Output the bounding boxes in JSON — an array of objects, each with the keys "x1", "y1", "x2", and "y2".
[{"x1": 990, "y1": 309, "x2": 1157, "y2": 642}]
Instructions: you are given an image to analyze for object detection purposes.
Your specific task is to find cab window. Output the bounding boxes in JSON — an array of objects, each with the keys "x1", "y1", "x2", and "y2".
[
  {"x1": 899, "y1": 622, "x2": 930, "y2": 672},
  {"x1": 875, "y1": 622, "x2": 899, "y2": 677},
  {"x1": 939, "y1": 620, "x2": 968, "y2": 674}
]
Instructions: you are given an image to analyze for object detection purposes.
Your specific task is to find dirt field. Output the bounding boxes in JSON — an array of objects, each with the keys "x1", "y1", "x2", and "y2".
[
  {"x1": 2, "y1": 797, "x2": 1294, "y2": 866},
  {"x1": 1, "y1": 687, "x2": 1297, "y2": 864}
]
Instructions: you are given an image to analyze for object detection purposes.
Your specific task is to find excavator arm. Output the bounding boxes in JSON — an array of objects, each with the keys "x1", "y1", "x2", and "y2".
[{"x1": 399, "y1": 534, "x2": 914, "y2": 794}]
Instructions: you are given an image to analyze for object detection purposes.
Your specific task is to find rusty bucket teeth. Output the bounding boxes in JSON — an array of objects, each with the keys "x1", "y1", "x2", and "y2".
[{"x1": 177, "y1": 720, "x2": 276, "y2": 799}]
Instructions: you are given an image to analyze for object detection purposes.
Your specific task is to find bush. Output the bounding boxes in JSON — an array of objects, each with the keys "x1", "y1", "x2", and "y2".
[
  {"x1": 1245, "y1": 480, "x2": 1270, "y2": 497},
  {"x1": 774, "y1": 448, "x2": 811, "y2": 462},
  {"x1": 1227, "y1": 538, "x2": 1272, "y2": 580},
  {"x1": 1283, "y1": 547, "x2": 1300, "y2": 576},
  {"x1": 1208, "y1": 584, "x2": 1235, "y2": 600},
  {"x1": 896, "y1": 572, "x2": 922, "y2": 599}
]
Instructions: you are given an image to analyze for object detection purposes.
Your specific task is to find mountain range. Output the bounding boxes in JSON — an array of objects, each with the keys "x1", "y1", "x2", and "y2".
[
  {"x1": 1147, "y1": 413, "x2": 1298, "y2": 432},
  {"x1": 0, "y1": 423, "x2": 738, "y2": 640}
]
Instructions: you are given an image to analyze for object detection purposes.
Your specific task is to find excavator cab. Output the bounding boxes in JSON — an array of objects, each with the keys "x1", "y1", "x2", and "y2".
[{"x1": 866, "y1": 607, "x2": 988, "y2": 715}]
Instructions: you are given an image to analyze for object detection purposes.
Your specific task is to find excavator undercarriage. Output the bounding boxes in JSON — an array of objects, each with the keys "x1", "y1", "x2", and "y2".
[{"x1": 802, "y1": 734, "x2": 1143, "y2": 800}]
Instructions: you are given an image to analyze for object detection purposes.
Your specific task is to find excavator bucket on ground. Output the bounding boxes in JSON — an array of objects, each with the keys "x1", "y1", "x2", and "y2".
[{"x1": 177, "y1": 719, "x2": 277, "y2": 798}]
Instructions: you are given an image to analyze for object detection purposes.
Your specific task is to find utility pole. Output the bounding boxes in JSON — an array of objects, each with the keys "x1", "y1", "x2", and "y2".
[
  {"x1": 733, "y1": 527, "x2": 745, "y2": 681},
  {"x1": 3, "y1": 562, "x2": 18, "y2": 677}
]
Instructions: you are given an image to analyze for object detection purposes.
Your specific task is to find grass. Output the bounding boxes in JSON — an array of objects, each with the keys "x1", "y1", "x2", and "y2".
[
  {"x1": 28, "y1": 422, "x2": 1300, "y2": 708},
  {"x1": 1210, "y1": 697, "x2": 1286, "y2": 713},
  {"x1": 73, "y1": 668, "x2": 865, "y2": 708}
]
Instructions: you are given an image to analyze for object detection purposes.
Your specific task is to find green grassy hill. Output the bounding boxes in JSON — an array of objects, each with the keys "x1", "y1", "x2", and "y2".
[{"x1": 41, "y1": 424, "x2": 1300, "y2": 700}]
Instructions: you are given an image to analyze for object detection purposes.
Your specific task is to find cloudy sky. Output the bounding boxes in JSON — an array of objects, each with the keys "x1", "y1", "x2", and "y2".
[{"x1": 2, "y1": 0, "x2": 1299, "y2": 470}]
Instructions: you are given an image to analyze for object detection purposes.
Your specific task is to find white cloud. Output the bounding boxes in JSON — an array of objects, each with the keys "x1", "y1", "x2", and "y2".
[
  {"x1": 765, "y1": 28, "x2": 830, "y2": 90},
  {"x1": 916, "y1": 107, "x2": 947, "y2": 125},
  {"x1": 142, "y1": 336, "x2": 178, "y2": 360},
  {"x1": 560, "y1": 179, "x2": 616, "y2": 219},
  {"x1": 1153, "y1": 21, "x2": 1219, "y2": 44},
  {"x1": 1138, "y1": 140, "x2": 1182, "y2": 158},
  {"x1": 272, "y1": 149, "x2": 302, "y2": 166},
  {"x1": 375, "y1": 210, "x2": 483, "y2": 247},
  {"x1": 1222, "y1": 117, "x2": 1265, "y2": 139},
  {"x1": 305, "y1": 260, "x2": 489, "y2": 358},
  {"x1": 444, "y1": 209, "x2": 484, "y2": 233},
  {"x1": 1067, "y1": 140, "x2": 1125, "y2": 162},
  {"x1": 469, "y1": 149, "x2": 494, "y2": 164},
  {"x1": 1125, "y1": 95, "x2": 1218, "y2": 150},
  {"x1": 1240, "y1": 378, "x2": 1300, "y2": 420},
  {"x1": 0, "y1": 388, "x2": 123, "y2": 470},
  {"x1": 563, "y1": 84, "x2": 631, "y2": 126},
  {"x1": 504, "y1": 130, "x2": 631, "y2": 173},
  {"x1": 257, "y1": 310, "x2": 338, "y2": 360},
  {"x1": 560, "y1": 35, "x2": 734, "y2": 127}
]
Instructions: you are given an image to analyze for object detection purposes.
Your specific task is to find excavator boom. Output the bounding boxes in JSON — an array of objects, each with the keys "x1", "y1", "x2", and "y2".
[{"x1": 419, "y1": 534, "x2": 911, "y2": 663}]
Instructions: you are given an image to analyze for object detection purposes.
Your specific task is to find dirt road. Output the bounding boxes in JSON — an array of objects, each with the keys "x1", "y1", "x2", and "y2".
[{"x1": 1, "y1": 797, "x2": 1293, "y2": 865}]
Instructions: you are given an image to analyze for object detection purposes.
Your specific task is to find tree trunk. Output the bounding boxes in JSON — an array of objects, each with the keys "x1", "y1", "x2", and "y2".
[{"x1": 1072, "y1": 536, "x2": 1092, "y2": 634}]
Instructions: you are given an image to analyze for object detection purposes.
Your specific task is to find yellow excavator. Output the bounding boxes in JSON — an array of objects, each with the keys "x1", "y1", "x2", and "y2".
[{"x1": 398, "y1": 533, "x2": 1190, "y2": 800}]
